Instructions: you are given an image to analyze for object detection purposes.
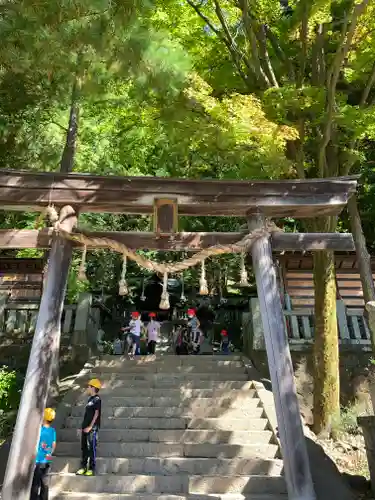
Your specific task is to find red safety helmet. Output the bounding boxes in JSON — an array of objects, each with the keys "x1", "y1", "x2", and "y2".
[
  {"x1": 187, "y1": 308, "x2": 196, "y2": 316},
  {"x1": 131, "y1": 311, "x2": 140, "y2": 318},
  {"x1": 149, "y1": 312, "x2": 156, "y2": 318},
  {"x1": 221, "y1": 329, "x2": 228, "y2": 336}
]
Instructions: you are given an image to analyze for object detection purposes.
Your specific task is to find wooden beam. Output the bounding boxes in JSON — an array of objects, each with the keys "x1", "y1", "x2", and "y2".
[
  {"x1": 248, "y1": 213, "x2": 316, "y2": 500},
  {"x1": 271, "y1": 232, "x2": 355, "y2": 251},
  {"x1": 0, "y1": 170, "x2": 358, "y2": 217},
  {"x1": 2, "y1": 206, "x2": 77, "y2": 500},
  {"x1": 347, "y1": 195, "x2": 375, "y2": 352},
  {"x1": 0, "y1": 258, "x2": 44, "y2": 273},
  {"x1": 0, "y1": 229, "x2": 356, "y2": 251}
]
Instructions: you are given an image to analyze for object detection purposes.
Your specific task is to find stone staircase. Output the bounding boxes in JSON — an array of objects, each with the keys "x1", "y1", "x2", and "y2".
[{"x1": 51, "y1": 355, "x2": 287, "y2": 500}]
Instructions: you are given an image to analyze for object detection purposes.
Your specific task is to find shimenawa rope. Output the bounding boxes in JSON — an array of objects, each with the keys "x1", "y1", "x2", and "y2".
[
  {"x1": 55, "y1": 223, "x2": 278, "y2": 274},
  {"x1": 43, "y1": 205, "x2": 280, "y2": 274}
]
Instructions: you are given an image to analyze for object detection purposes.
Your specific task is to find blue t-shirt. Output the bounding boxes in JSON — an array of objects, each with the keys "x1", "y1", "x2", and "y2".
[
  {"x1": 188, "y1": 317, "x2": 199, "y2": 332},
  {"x1": 36, "y1": 425, "x2": 56, "y2": 464}
]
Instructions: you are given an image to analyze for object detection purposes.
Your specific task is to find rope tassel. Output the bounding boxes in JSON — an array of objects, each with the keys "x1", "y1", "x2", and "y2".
[
  {"x1": 119, "y1": 254, "x2": 129, "y2": 296},
  {"x1": 78, "y1": 245, "x2": 88, "y2": 281},
  {"x1": 180, "y1": 273, "x2": 187, "y2": 302},
  {"x1": 140, "y1": 277, "x2": 146, "y2": 301},
  {"x1": 239, "y1": 252, "x2": 250, "y2": 287},
  {"x1": 159, "y1": 272, "x2": 170, "y2": 310},
  {"x1": 199, "y1": 260, "x2": 209, "y2": 295}
]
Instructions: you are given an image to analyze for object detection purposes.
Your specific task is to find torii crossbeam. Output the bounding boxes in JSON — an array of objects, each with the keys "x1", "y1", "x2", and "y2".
[{"x1": 0, "y1": 169, "x2": 358, "y2": 216}]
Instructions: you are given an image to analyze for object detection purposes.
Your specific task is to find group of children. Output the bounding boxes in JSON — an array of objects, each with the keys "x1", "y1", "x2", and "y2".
[
  {"x1": 175, "y1": 308, "x2": 231, "y2": 355},
  {"x1": 114, "y1": 308, "x2": 231, "y2": 358},
  {"x1": 115, "y1": 311, "x2": 160, "y2": 358},
  {"x1": 31, "y1": 378, "x2": 102, "y2": 499}
]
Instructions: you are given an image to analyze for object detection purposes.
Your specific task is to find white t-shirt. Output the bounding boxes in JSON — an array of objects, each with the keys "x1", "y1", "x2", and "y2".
[
  {"x1": 147, "y1": 321, "x2": 160, "y2": 342},
  {"x1": 129, "y1": 319, "x2": 142, "y2": 336}
]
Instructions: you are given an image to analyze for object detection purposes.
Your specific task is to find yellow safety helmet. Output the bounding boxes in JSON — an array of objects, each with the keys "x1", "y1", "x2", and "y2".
[
  {"x1": 44, "y1": 408, "x2": 56, "y2": 422},
  {"x1": 88, "y1": 378, "x2": 102, "y2": 390}
]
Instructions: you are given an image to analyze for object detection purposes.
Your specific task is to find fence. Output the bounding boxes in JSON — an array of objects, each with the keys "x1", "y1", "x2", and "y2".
[
  {"x1": 0, "y1": 292, "x2": 101, "y2": 348},
  {"x1": 249, "y1": 297, "x2": 371, "y2": 351}
]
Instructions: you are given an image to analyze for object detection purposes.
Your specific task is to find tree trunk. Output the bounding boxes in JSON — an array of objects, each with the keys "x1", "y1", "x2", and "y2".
[
  {"x1": 60, "y1": 52, "x2": 82, "y2": 173},
  {"x1": 312, "y1": 216, "x2": 340, "y2": 436},
  {"x1": 60, "y1": 79, "x2": 79, "y2": 173},
  {"x1": 49, "y1": 67, "x2": 81, "y2": 399}
]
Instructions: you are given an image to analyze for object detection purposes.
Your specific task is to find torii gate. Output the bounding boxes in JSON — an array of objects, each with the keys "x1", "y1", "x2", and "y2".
[{"x1": 0, "y1": 170, "x2": 363, "y2": 500}]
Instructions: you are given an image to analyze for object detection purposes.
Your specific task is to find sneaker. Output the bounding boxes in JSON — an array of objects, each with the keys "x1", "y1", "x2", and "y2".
[
  {"x1": 84, "y1": 469, "x2": 95, "y2": 476},
  {"x1": 75, "y1": 468, "x2": 86, "y2": 476}
]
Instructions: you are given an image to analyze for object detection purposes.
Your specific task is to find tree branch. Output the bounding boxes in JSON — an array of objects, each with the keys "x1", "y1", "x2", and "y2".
[
  {"x1": 186, "y1": 0, "x2": 251, "y2": 88},
  {"x1": 341, "y1": 59, "x2": 375, "y2": 175},
  {"x1": 237, "y1": 0, "x2": 271, "y2": 88},
  {"x1": 256, "y1": 24, "x2": 279, "y2": 87},
  {"x1": 186, "y1": 0, "x2": 221, "y2": 36},
  {"x1": 296, "y1": 119, "x2": 306, "y2": 178},
  {"x1": 298, "y1": 1, "x2": 309, "y2": 87},
  {"x1": 212, "y1": 0, "x2": 258, "y2": 84},
  {"x1": 360, "y1": 60, "x2": 375, "y2": 106},
  {"x1": 311, "y1": 24, "x2": 326, "y2": 86},
  {"x1": 49, "y1": 120, "x2": 68, "y2": 132},
  {"x1": 287, "y1": 119, "x2": 305, "y2": 179},
  {"x1": 265, "y1": 26, "x2": 295, "y2": 81},
  {"x1": 318, "y1": 0, "x2": 370, "y2": 176}
]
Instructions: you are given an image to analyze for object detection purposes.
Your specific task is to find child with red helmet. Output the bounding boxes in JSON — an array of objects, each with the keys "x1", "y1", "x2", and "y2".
[
  {"x1": 187, "y1": 308, "x2": 201, "y2": 354},
  {"x1": 220, "y1": 329, "x2": 230, "y2": 354},
  {"x1": 122, "y1": 311, "x2": 143, "y2": 358},
  {"x1": 146, "y1": 312, "x2": 160, "y2": 355}
]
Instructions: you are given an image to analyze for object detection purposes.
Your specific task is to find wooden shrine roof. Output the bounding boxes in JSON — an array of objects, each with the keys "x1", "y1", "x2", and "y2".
[
  {"x1": 279, "y1": 254, "x2": 374, "y2": 309},
  {"x1": 0, "y1": 258, "x2": 43, "y2": 300},
  {"x1": 0, "y1": 170, "x2": 358, "y2": 217}
]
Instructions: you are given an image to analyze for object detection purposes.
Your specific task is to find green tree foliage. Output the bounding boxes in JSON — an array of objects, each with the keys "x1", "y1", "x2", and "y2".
[
  {"x1": 0, "y1": 367, "x2": 23, "y2": 438},
  {"x1": 0, "y1": 0, "x2": 294, "y2": 298},
  {"x1": 180, "y1": 0, "x2": 375, "y2": 436},
  {"x1": 0, "y1": 0, "x2": 192, "y2": 171}
]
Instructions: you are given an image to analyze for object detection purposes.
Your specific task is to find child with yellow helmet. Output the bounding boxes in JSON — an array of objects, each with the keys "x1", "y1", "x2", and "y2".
[
  {"x1": 30, "y1": 407, "x2": 56, "y2": 500},
  {"x1": 76, "y1": 378, "x2": 102, "y2": 477}
]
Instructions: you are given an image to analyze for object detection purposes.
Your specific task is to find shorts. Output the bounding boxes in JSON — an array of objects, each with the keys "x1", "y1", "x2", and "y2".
[{"x1": 131, "y1": 334, "x2": 140, "y2": 353}]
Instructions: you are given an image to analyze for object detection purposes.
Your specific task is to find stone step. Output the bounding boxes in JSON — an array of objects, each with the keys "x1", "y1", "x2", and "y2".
[
  {"x1": 187, "y1": 419, "x2": 269, "y2": 431},
  {"x1": 74, "y1": 396, "x2": 260, "y2": 409},
  {"x1": 89, "y1": 373, "x2": 249, "y2": 381},
  {"x1": 98, "y1": 388, "x2": 256, "y2": 398},
  {"x1": 59, "y1": 429, "x2": 273, "y2": 445},
  {"x1": 90, "y1": 364, "x2": 246, "y2": 374},
  {"x1": 70, "y1": 406, "x2": 265, "y2": 419},
  {"x1": 95, "y1": 356, "x2": 243, "y2": 366},
  {"x1": 50, "y1": 474, "x2": 286, "y2": 495},
  {"x1": 53, "y1": 493, "x2": 287, "y2": 500},
  {"x1": 190, "y1": 477, "x2": 286, "y2": 495},
  {"x1": 52, "y1": 456, "x2": 283, "y2": 476},
  {"x1": 97, "y1": 367, "x2": 246, "y2": 374},
  {"x1": 56, "y1": 442, "x2": 279, "y2": 459},
  {"x1": 64, "y1": 416, "x2": 269, "y2": 431},
  {"x1": 90, "y1": 381, "x2": 253, "y2": 390}
]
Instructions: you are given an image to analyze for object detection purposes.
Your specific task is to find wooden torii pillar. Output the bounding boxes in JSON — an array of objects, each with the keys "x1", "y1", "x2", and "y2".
[
  {"x1": 2, "y1": 206, "x2": 77, "y2": 500},
  {"x1": 249, "y1": 213, "x2": 316, "y2": 500}
]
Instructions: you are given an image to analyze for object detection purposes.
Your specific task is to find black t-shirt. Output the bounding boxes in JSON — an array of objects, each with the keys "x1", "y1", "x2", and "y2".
[{"x1": 81, "y1": 395, "x2": 101, "y2": 429}]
